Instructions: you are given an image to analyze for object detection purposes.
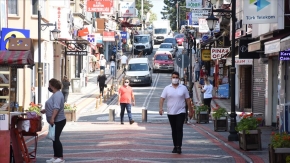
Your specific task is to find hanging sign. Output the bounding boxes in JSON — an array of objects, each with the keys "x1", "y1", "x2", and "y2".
[
  {"x1": 186, "y1": 0, "x2": 202, "y2": 9},
  {"x1": 119, "y1": 2, "x2": 136, "y2": 17},
  {"x1": 87, "y1": 0, "x2": 111, "y2": 12},
  {"x1": 279, "y1": 51, "x2": 290, "y2": 61},
  {"x1": 103, "y1": 31, "x2": 115, "y2": 41},
  {"x1": 191, "y1": 9, "x2": 210, "y2": 22},
  {"x1": 201, "y1": 49, "x2": 211, "y2": 61},
  {"x1": 211, "y1": 48, "x2": 230, "y2": 59}
]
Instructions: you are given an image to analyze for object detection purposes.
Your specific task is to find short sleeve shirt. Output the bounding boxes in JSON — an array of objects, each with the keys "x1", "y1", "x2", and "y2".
[
  {"x1": 45, "y1": 91, "x2": 65, "y2": 123},
  {"x1": 194, "y1": 62, "x2": 200, "y2": 71},
  {"x1": 203, "y1": 84, "x2": 213, "y2": 99},
  {"x1": 119, "y1": 86, "x2": 133, "y2": 103},
  {"x1": 120, "y1": 55, "x2": 128, "y2": 64},
  {"x1": 160, "y1": 84, "x2": 190, "y2": 115}
]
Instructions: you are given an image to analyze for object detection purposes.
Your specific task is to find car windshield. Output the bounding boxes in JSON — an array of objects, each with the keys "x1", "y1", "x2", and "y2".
[
  {"x1": 134, "y1": 36, "x2": 149, "y2": 43},
  {"x1": 175, "y1": 34, "x2": 184, "y2": 38},
  {"x1": 160, "y1": 44, "x2": 172, "y2": 48},
  {"x1": 164, "y1": 39, "x2": 176, "y2": 44},
  {"x1": 154, "y1": 28, "x2": 167, "y2": 34},
  {"x1": 128, "y1": 63, "x2": 149, "y2": 71},
  {"x1": 155, "y1": 55, "x2": 172, "y2": 60}
]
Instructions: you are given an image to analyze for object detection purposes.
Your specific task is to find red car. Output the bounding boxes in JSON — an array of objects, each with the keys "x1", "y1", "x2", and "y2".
[
  {"x1": 153, "y1": 53, "x2": 174, "y2": 73},
  {"x1": 175, "y1": 34, "x2": 185, "y2": 46}
]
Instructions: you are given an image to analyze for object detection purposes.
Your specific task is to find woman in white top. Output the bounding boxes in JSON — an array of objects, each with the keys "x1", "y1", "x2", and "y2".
[{"x1": 201, "y1": 76, "x2": 213, "y2": 114}]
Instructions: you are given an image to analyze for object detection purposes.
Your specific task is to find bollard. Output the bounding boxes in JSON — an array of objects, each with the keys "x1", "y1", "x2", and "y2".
[
  {"x1": 109, "y1": 109, "x2": 115, "y2": 122},
  {"x1": 142, "y1": 109, "x2": 147, "y2": 122},
  {"x1": 95, "y1": 98, "x2": 99, "y2": 109},
  {"x1": 99, "y1": 94, "x2": 103, "y2": 105}
]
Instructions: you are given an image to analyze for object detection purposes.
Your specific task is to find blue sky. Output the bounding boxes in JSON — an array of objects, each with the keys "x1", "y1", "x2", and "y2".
[{"x1": 150, "y1": 0, "x2": 165, "y2": 20}]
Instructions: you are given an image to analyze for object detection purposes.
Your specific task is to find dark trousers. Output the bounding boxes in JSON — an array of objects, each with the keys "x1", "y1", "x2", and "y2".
[
  {"x1": 53, "y1": 119, "x2": 66, "y2": 157},
  {"x1": 167, "y1": 113, "x2": 186, "y2": 147},
  {"x1": 120, "y1": 103, "x2": 133, "y2": 122},
  {"x1": 62, "y1": 91, "x2": 69, "y2": 103},
  {"x1": 203, "y1": 98, "x2": 212, "y2": 114},
  {"x1": 99, "y1": 85, "x2": 105, "y2": 96},
  {"x1": 100, "y1": 66, "x2": 105, "y2": 70}
]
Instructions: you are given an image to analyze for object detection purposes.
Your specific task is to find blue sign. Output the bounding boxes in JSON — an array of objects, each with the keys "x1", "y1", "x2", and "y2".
[
  {"x1": 87, "y1": 34, "x2": 95, "y2": 44},
  {"x1": 279, "y1": 51, "x2": 290, "y2": 61},
  {"x1": 120, "y1": 31, "x2": 127, "y2": 40},
  {"x1": 217, "y1": 84, "x2": 229, "y2": 98},
  {"x1": 202, "y1": 35, "x2": 209, "y2": 42},
  {"x1": 1, "y1": 28, "x2": 30, "y2": 50}
]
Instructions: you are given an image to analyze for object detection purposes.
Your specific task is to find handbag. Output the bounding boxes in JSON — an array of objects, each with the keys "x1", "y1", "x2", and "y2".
[
  {"x1": 46, "y1": 124, "x2": 55, "y2": 141},
  {"x1": 104, "y1": 84, "x2": 107, "y2": 88}
]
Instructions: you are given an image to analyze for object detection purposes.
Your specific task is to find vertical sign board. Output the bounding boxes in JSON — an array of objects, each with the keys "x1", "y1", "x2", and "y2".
[
  {"x1": 87, "y1": 0, "x2": 111, "y2": 12},
  {"x1": 201, "y1": 49, "x2": 211, "y2": 61},
  {"x1": 119, "y1": 2, "x2": 136, "y2": 17},
  {"x1": 211, "y1": 48, "x2": 230, "y2": 60},
  {"x1": 243, "y1": 0, "x2": 277, "y2": 24}
]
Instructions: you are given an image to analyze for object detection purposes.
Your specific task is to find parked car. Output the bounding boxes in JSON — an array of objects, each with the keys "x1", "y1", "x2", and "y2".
[
  {"x1": 157, "y1": 43, "x2": 176, "y2": 57},
  {"x1": 163, "y1": 37, "x2": 178, "y2": 51},
  {"x1": 152, "y1": 53, "x2": 174, "y2": 73},
  {"x1": 175, "y1": 34, "x2": 185, "y2": 46},
  {"x1": 125, "y1": 58, "x2": 152, "y2": 86}
]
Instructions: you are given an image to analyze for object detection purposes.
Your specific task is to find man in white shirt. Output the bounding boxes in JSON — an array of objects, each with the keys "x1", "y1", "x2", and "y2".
[
  {"x1": 120, "y1": 54, "x2": 128, "y2": 73},
  {"x1": 159, "y1": 71, "x2": 193, "y2": 154},
  {"x1": 99, "y1": 55, "x2": 106, "y2": 71}
]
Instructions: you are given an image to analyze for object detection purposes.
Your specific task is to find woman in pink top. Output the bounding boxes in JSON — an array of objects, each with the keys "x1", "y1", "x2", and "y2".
[{"x1": 118, "y1": 78, "x2": 135, "y2": 125}]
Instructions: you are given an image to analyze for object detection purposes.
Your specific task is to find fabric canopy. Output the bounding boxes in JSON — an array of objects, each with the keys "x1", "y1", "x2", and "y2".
[{"x1": 0, "y1": 50, "x2": 34, "y2": 67}]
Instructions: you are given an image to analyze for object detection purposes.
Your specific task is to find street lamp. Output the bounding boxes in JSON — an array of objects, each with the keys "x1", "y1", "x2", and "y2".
[
  {"x1": 206, "y1": 0, "x2": 238, "y2": 141},
  {"x1": 38, "y1": 10, "x2": 60, "y2": 104}
]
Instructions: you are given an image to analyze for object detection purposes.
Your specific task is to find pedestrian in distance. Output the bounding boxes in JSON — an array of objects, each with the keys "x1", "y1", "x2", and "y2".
[
  {"x1": 61, "y1": 75, "x2": 70, "y2": 103},
  {"x1": 97, "y1": 70, "x2": 107, "y2": 97},
  {"x1": 201, "y1": 75, "x2": 213, "y2": 114},
  {"x1": 118, "y1": 78, "x2": 135, "y2": 125},
  {"x1": 159, "y1": 71, "x2": 193, "y2": 154},
  {"x1": 193, "y1": 59, "x2": 200, "y2": 82},
  {"x1": 109, "y1": 55, "x2": 116, "y2": 77},
  {"x1": 40, "y1": 78, "x2": 66, "y2": 163},
  {"x1": 99, "y1": 55, "x2": 106, "y2": 71},
  {"x1": 120, "y1": 54, "x2": 128, "y2": 74}
]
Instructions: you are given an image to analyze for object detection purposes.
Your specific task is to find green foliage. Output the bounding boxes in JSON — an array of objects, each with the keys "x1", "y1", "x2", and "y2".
[
  {"x1": 235, "y1": 113, "x2": 258, "y2": 134},
  {"x1": 195, "y1": 105, "x2": 208, "y2": 114},
  {"x1": 64, "y1": 103, "x2": 77, "y2": 110},
  {"x1": 212, "y1": 107, "x2": 228, "y2": 119},
  {"x1": 271, "y1": 132, "x2": 290, "y2": 148},
  {"x1": 135, "y1": 0, "x2": 153, "y2": 18},
  {"x1": 149, "y1": 12, "x2": 157, "y2": 23},
  {"x1": 27, "y1": 102, "x2": 41, "y2": 116}
]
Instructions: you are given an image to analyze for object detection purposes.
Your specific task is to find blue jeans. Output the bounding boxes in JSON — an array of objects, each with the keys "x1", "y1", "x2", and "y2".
[
  {"x1": 195, "y1": 71, "x2": 200, "y2": 81},
  {"x1": 120, "y1": 103, "x2": 133, "y2": 122},
  {"x1": 110, "y1": 66, "x2": 115, "y2": 76}
]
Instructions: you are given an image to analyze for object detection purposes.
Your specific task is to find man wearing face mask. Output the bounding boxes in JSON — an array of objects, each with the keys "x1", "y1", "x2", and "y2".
[
  {"x1": 159, "y1": 71, "x2": 193, "y2": 154},
  {"x1": 118, "y1": 78, "x2": 135, "y2": 125}
]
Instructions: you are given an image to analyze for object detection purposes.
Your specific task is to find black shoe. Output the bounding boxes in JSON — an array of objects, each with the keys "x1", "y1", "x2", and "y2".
[
  {"x1": 121, "y1": 122, "x2": 124, "y2": 125},
  {"x1": 129, "y1": 120, "x2": 134, "y2": 125},
  {"x1": 172, "y1": 147, "x2": 177, "y2": 153},
  {"x1": 176, "y1": 147, "x2": 182, "y2": 154}
]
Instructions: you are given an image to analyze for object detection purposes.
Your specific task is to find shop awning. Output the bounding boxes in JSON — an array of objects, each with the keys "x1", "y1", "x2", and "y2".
[{"x1": 0, "y1": 50, "x2": 34, "y2": 67}]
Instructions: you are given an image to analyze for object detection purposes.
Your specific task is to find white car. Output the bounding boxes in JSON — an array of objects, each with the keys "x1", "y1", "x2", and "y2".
[
  {"x1": 125, "y1": 58, "x2": 152, "y2": 86},
  {"x1": 157, "y1": 43, "x2": 176, "y2": 57}
]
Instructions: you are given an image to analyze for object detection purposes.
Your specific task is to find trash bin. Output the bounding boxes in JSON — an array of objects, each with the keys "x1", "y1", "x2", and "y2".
[{"x1": 71, "y1": 78, "x2": 81, "y2": 93}]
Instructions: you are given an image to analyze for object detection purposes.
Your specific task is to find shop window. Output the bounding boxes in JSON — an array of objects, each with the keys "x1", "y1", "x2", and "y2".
[{"x1": 8, "y1": 0, "x2": 18, "y2": 15}]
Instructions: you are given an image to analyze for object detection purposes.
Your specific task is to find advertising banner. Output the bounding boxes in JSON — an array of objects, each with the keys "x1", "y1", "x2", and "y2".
[
  {"x1": 211, "y1": 48, "x2": 230, "y2": 59},
  {"x1": 103, "y1": 31, "x2": 115, "y2": 42},
  {"x1": 243, "y1": 0, "x2": 277, "y2": 24},
  {"x1": 0, "y1": 28, "x2": 30, "y2": 50},
  {"x1": 217, "y1": 84, "x2": 229, "y2": 98},
  {"x1": 119, "y1": 2, "x2": 136, "y2": 17},
  {"x1": 120, "y1": 32, "x2": 127, "y2": 39},
  {"x1": 87, "y1": 0, "x2": 111, "y2": 12},
  {"x1": 87, "y1": 34, "x2": 96, "y2": 45}
]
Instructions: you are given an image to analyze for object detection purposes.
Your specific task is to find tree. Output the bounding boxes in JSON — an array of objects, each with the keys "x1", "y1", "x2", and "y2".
[
  {"x1": 149, "y1": 12, "x2": 157, "y2": 23},
  {"x1": 135, "y1": 0, "x2": 153, "y2": 18}
]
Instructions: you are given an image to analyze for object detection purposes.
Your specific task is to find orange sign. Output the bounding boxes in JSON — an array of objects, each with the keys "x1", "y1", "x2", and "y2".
[
  {"x1": 103, "y1": 31, "x2": 115, "y2": 42},
  {"x1": 87, "y1": 0, "x2": 111, "y2": 12}
]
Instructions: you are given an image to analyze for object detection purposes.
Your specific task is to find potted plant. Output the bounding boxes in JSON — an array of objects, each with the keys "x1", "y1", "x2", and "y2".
[
  {"x1": 236, "y1": 112, "x2": 261, "y2": 150},
  {"x1": 269, "y1": 132, "x2": 290, "y2": 163},
  {"x1": 21, "y1": 102, "x2": 42, "y2": 133},
  {"x1": 212, "y1": 107, "x2": 228, "y2": 131},
  {"x1": 64, "y1": 103, "x2": 77, "y2": 122},
  {"x1": 195, "y1": 105, "x2": 209, "y2": 124}
]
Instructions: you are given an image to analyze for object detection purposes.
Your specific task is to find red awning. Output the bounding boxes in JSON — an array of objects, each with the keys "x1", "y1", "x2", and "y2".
[{"x1": 0, "y1": 50, "x2": 34, "y2": 67}]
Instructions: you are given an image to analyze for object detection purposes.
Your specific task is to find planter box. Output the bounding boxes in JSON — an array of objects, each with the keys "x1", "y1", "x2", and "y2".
[
  {"x1": 214, "y1": 117, "x2": 228, "y2": 131},
  {"x1": 269, "y1": 145, "x2": 290, "y2": 163},
  {"x1": 238, "y1": 129, "x2": 261, "y2": 150},
  {"x1": 196, "y1": 111, "x2": 209, "y2": 124},
  {"x1": 64, "y1": 110, "x2": 76, "y2": 122}
]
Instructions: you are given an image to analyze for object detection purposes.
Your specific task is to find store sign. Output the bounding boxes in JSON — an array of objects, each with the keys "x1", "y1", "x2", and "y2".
[
  {"x1": 87, "y1": 34, "x2": 96, "y2": 45},
  {"x1": 186, "y1": 0, "x2": 202, "y2": 9},
  {"x1": 265, "y1": 40, "x2": 280, "y2": 54},
  {"x1": 279, "y1": 51, "x2": 290, "y2": 61},
  {"x1": 65, "y1": 51, "x2": 87, "y2": 56},
  {"x1": 248, "y1": 41, "x2": 261, "y2": 52},
  {"x1": 103, "y1": 31, "x2": 115, "y2": 41},
  {"x1": 242, "y1": 0, "x2": 277, "y2": 24},
  {"x1": 239, "y1": 40, "x2": 259, "y2": 59},
  {"x1": 0, "y1": 28, "x2": 30, "y2": 50},
  {"x1": 120, "y1": 31, "x2": 127, "y2": 39},
  {"x1": 201, "y1": 49, "x2": 211, "y2": 61},
  {"x1": 87, "y1": 0, "x2": 111, "y2": 12},
  {"x1": 191, "y1": 9, "x2": 210, "y2": 22},
  {"x1": 96, "y1": 35, "x2": 103, "y2": 44},
  {"x1": 211, "y1": 48, "x2": 230, "y2": 59},
  {"x1": 226, "y1": 58, "x2": 253, "y2": 65},
  {"x1": 119, "y1": 2, "x2": 135, "y2": 17},
  {"x1": 281, "y1": 38, "x2": 290, "y2": 51}
]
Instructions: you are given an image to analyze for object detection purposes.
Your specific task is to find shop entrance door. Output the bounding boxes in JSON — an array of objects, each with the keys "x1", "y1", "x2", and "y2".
[{"x1": 239, "y1": 66, "x2": 252, "y2": 110}]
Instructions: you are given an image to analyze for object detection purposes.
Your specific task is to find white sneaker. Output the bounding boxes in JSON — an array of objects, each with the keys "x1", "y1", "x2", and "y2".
[
  {"x1": 53, "y1": 158, "x2": 65, "y2": 163},
  {"x1": 46, "y1": 158, "x2": 56, "y2": 163}
]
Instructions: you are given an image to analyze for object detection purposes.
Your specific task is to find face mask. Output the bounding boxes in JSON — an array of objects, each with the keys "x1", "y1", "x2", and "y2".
[
  {"x1": 172, "y1": 78, "x2": 179, "y2": 84},
  {"x1": 180, "y1": 81, "x2": 184, "y2": 85},
  {"x1": 124, "y1": 83, "x2": 129, "y2": 86},
  {"x1": 48, "y1": 87, "x2": 53, "y2": 93}
]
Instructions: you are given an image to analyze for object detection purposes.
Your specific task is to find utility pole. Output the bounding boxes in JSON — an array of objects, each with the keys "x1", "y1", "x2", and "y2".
[
  {"x1": 141, "y1": 0, "x2": 144, "y2": 32},
  {"x1": 176, "y1": 2, "x2": 179, "y2": 31}
]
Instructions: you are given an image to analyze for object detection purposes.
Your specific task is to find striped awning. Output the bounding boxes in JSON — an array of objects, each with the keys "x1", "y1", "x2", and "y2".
[{"x1": 0, "y1": 50, "x2": 34, "y2": 67}]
